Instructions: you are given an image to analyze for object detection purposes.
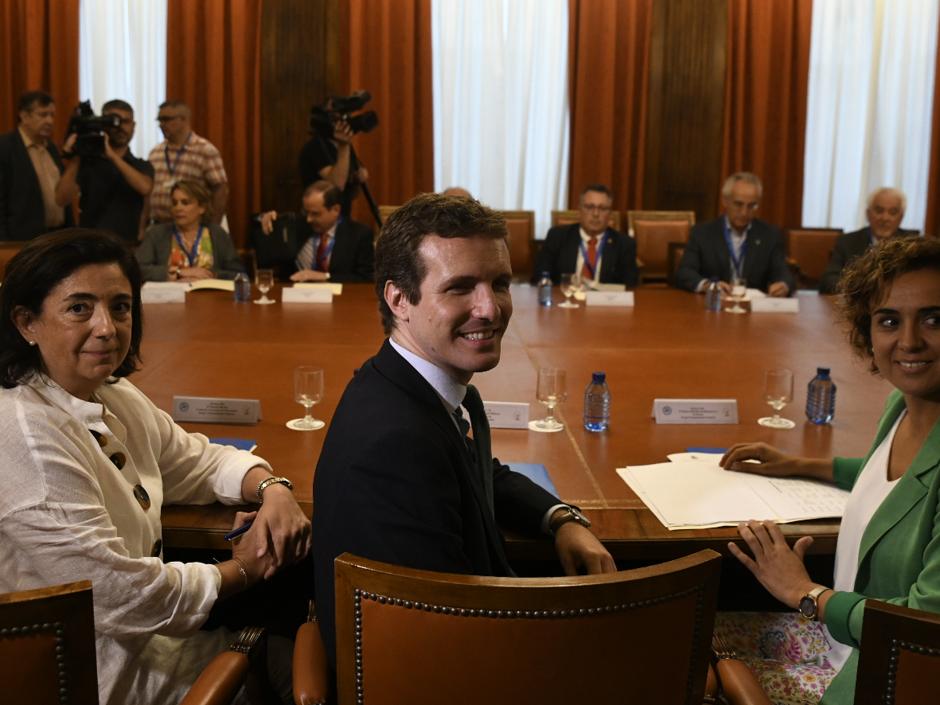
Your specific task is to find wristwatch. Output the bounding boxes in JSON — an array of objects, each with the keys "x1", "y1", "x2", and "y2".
[
  {"x1": 798, "y1": 586, "x2": 831, "y2": 620},
  {"x1": 549, "y1": 505, "x2": 592, "y2": 535},
  {"x1": 256, "y1": 476, "x2": 293, "y2": 503}
]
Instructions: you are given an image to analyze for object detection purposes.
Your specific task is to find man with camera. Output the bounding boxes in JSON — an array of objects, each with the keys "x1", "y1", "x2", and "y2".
[
  {"x1": 299, "y1": 93, "x2": 374, "y2": 218},
  {"x1": 0, "y1": 90, "x2": 72, "y2": 240},
  {"x1": 55, "y1": 100, "x2": 154, "y2": 244}
]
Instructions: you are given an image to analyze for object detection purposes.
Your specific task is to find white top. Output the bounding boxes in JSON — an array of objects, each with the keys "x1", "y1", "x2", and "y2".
[
  {"x1": 826, "y1": 412, "x2": 903, "y2": 669},
  {"x1": 0, "y1": 375, "x2": 270, "y2": 705}
]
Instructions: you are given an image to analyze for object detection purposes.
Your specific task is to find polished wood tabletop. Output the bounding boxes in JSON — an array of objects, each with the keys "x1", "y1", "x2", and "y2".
[{"x1": 138, "y1": 284, "x2": 890, "y2": 558}]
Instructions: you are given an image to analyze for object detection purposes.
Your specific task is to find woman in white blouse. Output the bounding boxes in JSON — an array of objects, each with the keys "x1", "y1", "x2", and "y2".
[
  {"x1": 717, "y1": 236, "x2": 940, "y2": 704},
  {"x1": 0, "y1": 229, "x2": 311, "y2": 705}
]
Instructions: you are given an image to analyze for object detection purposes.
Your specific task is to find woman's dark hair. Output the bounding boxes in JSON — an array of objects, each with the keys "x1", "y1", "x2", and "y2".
[
  {"x1": 839, "y1": 236, "x2": 940, "y2": 372},
  {"x1": 0, "y1": 228, "x2": 144, "y2": 388}
]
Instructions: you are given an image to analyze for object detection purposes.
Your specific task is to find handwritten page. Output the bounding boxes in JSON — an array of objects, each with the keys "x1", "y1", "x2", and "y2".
[{"x1": 617, "y1": 458, "x2": 848, "y2": 530}]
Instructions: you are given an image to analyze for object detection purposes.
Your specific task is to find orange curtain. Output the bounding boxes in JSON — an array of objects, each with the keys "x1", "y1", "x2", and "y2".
[
  {"x1": 165, "y1": 0, "x2": 262, "y2": 247},
  {"x1": 567, "y1": 0, "x2": 652, "y2": 210},
  {"x1": 342, "y1": 0, "x2": 434, "y2": 225},
  {"x1": 924, "y1": 12, "x2": 940, "y2": 237},
  {"x1": 721, "y1": 0, "x2": 813, "y2": 228},
  {"x1": 0, "y1": 0, "x2": 80, "y2": 143}
]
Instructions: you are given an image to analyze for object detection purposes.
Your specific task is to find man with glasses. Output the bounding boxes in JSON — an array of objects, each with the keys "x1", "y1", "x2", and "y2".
[
  {"x1": 676, "y1": 172, "x2": 792, "y2": 296},
  {"x1": 55, "y1": 100, "x2": 154, "y2": 243},
  {"x1": 531, "y1": 183, "x2": 638, "y2": 288},
  {"x1": 0, "y1": 90, "x2": 71, "y2": 240},
  {"x1": 147, "y1": 100, "x2": 228, "y2": 225}
]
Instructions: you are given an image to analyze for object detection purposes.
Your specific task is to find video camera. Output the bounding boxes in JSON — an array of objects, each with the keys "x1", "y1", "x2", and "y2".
[
  {"x1": 66, "y1": 101, "x2": 121, "y2": 157},
  {"x1": 309, "y1": 90, "x2": 378, "y2": 140}
]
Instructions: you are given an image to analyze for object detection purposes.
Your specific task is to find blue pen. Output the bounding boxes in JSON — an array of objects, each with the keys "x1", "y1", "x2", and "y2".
[{"x1": 224, "y1": 519, "x2": 254, "y2": 541}]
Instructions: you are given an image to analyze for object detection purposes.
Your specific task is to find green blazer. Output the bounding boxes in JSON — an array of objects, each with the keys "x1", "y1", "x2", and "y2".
[{"x1": 821, "y1": 390, "x2": 940, "y2": 703}]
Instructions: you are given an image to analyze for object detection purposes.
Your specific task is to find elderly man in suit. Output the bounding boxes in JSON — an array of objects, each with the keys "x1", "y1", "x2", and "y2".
[
  {"x1": 818, "y1": 187, "x2": 918, "y2": 295},
  {"x1": 254, "y1": 180, "x2": 374, "y2": 282},
  {"x1": 0, "y1": 90, "x2": 71, "y2": 240},
  {"x1": 532, "y1": 183, "x2": 638, "y2": 288},
  {"x1": 312, "y1": 193, "x2": 615, "y2": 676},
  {"x1": 676, "y1": 172, "x2": 793, "y2": 296}
]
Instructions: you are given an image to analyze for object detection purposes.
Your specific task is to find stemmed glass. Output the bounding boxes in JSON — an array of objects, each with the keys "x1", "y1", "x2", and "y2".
[
  {"x1": 725, "y1": 275, "x2": 747, "y2": 314},
  {"x1": 254, "y1": 268, "x2": 275, "y2": 305},
  {"x1": 287, "y1": 366, "x2": 325, "y2": 431},
  {"x1": 558, "y1": 273, "x2": 579, "y2": 308},
  {"x1": 527, "y1": 367, "x2": 566, "y2": 433},
  {"x1": 758, "y1": 368, "x2": 796, "y2": 429}
]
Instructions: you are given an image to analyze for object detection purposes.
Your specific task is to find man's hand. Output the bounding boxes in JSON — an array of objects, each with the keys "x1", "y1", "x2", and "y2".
[
  {"x1": 332, "y1": 119, "x2": 353, "y2": 144},
  {"x1": 259, "y1": 210, "x2": 278, "y2": 235},
  {"x1": 103, "y1": 132, "x2": 119, "y2": 162},
  {"x1": 290, "y1": 269, "x2": 329, "y2": 282},
  {"x1": 62, "y1": 133, "x2": 79, "y2": 159},
  {"x1": 768, "y1": 281, "x2": 789, "y2": 297},
  {"x1": 353, "y1": 166, "x2": 369, "y2": 184},
  {"x1": 178, "y1": 266, "x2": 215, "y2": 281},
  {"x1": 554, "y1": 522, "x2": 616, "y2": 575},
  {"x1": 251, "y1": 483, "x2": 312, "y2": 577}
]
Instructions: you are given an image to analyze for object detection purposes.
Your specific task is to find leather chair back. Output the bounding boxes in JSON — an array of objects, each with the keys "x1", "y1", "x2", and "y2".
[
  {"x1": 497, "y1": 210, "x2": 536, "y2": 281},
  {"x1": 551, "y1": 209, "x2": 622, "y2": 231},
  {"x1": 785, "y1": 228, "x2": 842, "y2": 287},
  {"x1": 334, "y1": 549, "x2": 721, "y2": 705},
  {"x1": 627, "y1": 211, "x2": 696, "y2": 284}
]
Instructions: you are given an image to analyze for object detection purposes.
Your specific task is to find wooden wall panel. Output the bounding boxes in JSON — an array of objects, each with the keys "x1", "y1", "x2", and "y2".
[
  {"x1": 260, "y1": 0, "x2": 341, "y2": 213},
  {"x1": 644, "y1": 0, "x2": 727, "y2": 221}
]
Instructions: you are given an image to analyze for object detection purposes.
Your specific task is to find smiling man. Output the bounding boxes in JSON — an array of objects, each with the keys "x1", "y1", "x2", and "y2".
[{"x1": 312, "y1": 193, "x2": 614, "y2": 675}]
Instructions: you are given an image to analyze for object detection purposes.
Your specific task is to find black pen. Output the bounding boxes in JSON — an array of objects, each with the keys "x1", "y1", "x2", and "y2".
[{"x1": 224, "y1": 519, "x2": 254, "y2": 541}]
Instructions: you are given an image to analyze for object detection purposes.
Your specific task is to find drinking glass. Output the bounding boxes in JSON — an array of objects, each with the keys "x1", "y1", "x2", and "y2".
[
  {"x1": 558, "y1": 273, "x2": 578, "y2": 308},
  {"x1": 758, "y1": 368, "x2": 796, "y2": 429},
  {"x1": 254, "y1": 268, "x2": 275, "y2": 305},
  {"x1": 527, "y1": 367, "x2": 566, "y2": 433},
  {"x1": 287, "y1": 366, "x2": 325, "y2": 431},
  {"x1": 725, "y1": 275, "x2": 747, "y2": 314}
]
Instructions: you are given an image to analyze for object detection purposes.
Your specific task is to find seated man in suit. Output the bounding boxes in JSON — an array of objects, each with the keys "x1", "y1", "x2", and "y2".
[
  {"x1": 676, "y1": 172, "x2": 793, "y2": 296},
  {"x1": 818, "y1": 187, "x2": 918, "y2": 294},
  {"x1": 312, "y1": 193, "x2": 615, "y2": 675},
  {"x1": 253, "y1": 180, "x2": 374, "y2": 282},
  {"x1": 531, "y1": 183, "x2": 638, "y2": 288}
]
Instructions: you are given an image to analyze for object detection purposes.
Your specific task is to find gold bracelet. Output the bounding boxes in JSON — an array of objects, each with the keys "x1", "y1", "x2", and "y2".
[{"x1": 231, "y1": 557, "x2": 249, "y2": 590}]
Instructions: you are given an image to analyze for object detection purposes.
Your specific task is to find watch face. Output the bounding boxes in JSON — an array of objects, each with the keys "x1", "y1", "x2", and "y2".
[{"x1": 798, "y1": 596, "x2": 815, "y2": 619}]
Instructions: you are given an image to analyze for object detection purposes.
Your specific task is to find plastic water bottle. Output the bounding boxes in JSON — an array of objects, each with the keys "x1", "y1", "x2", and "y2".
[
  {"x1": 705, "y1": 278, "x2": 722, "y2": 312},
  {"x1": 233, "y1": 272, "x2": 251, "y2": 302},
  {"x1": 537, "y1": 272, "x2": 553, "y2": 307},
  {"x1": 806, "y1": 367, "x2": 836, "y2": 424},
  {"x1": 583, "y1": 371, "x2": 611, "y2": 432}
]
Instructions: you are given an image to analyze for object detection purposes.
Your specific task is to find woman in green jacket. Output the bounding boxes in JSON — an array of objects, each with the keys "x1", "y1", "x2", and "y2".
[{"x1": 720, "y1": 235, "x2": 940, "y2": 704}]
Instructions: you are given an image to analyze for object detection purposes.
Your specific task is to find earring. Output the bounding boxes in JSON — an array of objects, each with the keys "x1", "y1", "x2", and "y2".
[{"x1": 27, "y1": 340, "x2": 36, "y2": 347}]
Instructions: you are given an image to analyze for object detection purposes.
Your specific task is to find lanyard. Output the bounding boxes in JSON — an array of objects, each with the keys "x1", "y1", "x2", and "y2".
[
  {"x1": 173, "y1": 225, "x2": 204, "y2": 267},
  {"x1": 722, "y1": 220, "x2": 748, "y2": 280},
  {"x1": 578, "y1": 233, "x2": 606, "y2": 279},
  {"x1": 164, "y1": 132, "x2": 192, "y2": 176}
]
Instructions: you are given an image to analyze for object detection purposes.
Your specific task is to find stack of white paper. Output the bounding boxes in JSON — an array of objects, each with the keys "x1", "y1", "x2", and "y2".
[{"x1": 616, "y1": 453, "x2": 849, "y2": 530}]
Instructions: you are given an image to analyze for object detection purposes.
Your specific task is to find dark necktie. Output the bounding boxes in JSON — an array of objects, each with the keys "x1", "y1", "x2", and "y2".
[
  {"x1": 460, "y1": 384, "x2": 495, "y2": 516},
  {"x1": 582, "y1": 236, "x2": 598, "y2": 279},
  {"x1": 315, "y1": 232, "x2": 331, "y2": 271}
]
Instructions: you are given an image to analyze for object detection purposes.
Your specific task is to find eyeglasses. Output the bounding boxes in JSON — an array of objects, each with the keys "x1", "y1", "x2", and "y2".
[
  {"x1": 156, "y1": 115, "x2": 184, "y2": 123},
  {"x1": 729, "y1": 200, "x2": 759, "y2": 211},
  {"x1": 581, "y1": 204, "x2": 612, "y2": 213}
]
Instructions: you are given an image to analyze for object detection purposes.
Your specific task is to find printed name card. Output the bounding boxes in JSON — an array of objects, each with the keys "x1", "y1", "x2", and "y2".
[
  {"x1": 585, "y1": 290, "x2": 634, "y2": 307},
  {"x1": 141, "y1": 282, "x2": 187, "y2": 304},
  {"x1": 482, "y1": 401, "x2": 530, "y2": 429},
  {"x1": 750, "y1": 297, "x2": 799, "y2": 313},
  {"x1": 172, "y1": 396, "x2": 261, "y2": 424},
  {"x1": 652, "y1": 398, "x2": 738, "y2": 425},
  {"x1": 293, "y1": 282, "x2": 344, "y2": 295},
  {"x1": 282, "y1": 286, "x2": 333, "y2": 303}
]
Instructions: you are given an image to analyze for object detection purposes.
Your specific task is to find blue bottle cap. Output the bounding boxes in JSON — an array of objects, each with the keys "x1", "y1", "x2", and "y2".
[
  {"x1": 817, "y1": 367, "x2": 830, "y2": 376},
  {"x1": 592, "y1": 371, "x2": 606, "y2": 383}
]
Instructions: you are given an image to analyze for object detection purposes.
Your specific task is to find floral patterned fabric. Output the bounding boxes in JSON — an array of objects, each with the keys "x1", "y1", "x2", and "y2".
[
  {"x1": 715, "y1": 612, "x2": 839, "y2": 705},
  {"x1": 168, "y1": 226, "x2": 215, "y2": 276}
]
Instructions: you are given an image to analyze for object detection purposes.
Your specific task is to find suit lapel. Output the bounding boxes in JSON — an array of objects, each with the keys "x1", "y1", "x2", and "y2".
[
  {"x1": 328, "y1": 221, "x2": 349, "y2": 274},
  {"x1": 712, "y1": 225, "x2": 734, "y2": 281},
  {"x1": 564, "y1": 225, "x2": 581, "y2": 274}
]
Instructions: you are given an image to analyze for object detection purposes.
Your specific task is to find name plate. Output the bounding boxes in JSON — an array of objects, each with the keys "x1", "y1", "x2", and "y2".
[
  {"x1": 585, "y1": 290, "x2": 634, "y2": 307},
  {"x1": 172, "y1": 395, "x2": 261, "y2": 424},
  {"x1": 483, "y1": 401, "x2": 530, "y2": 429},
  {"x1": 141, "y1": 282, "x2": 187, "y2": 303},
  {"x1": 293, "y1": 282, "x2": 344, "y2": 295},
  {"x1": 652, "y1": 398, "x2": 738, "y2": 424},
  {"x1": 282, "y1": 287, "x2": 333, "y2": 303},
  {"x1": 750, "y1": 297, "x2": 799, "y2": 313}
]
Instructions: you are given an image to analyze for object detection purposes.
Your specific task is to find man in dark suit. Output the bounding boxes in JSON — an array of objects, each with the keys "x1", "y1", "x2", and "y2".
[
  {"x1": 531, "y1": 183, "x2": 638, "y2": 288},
  {"x1": 253, "y1": 180, "x2": 373, "y2": 282},
  {"x1": 0, "y1": 90, "x2": 72, "y2": 240},
  {"x1": 312, "y1": 193, "x2": 615, "y2": 672},
  {"x1": 676, "y1": 172, "x2": 793, "y2": 296},
  {"x1": 818, "y1": 187, "x2": 918, "y2": 294}
]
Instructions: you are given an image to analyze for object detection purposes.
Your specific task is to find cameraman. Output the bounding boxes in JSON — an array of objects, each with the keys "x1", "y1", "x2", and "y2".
[
  {"x1": 55, "y1": 100, "x2": 154, "y2": 243},
  {"x1": 299, "y1": 102, "x2": 369, "y2": 218}
]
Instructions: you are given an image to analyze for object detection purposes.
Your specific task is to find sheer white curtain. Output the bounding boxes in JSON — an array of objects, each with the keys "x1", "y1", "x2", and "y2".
[
  {"x1": 432, "y1": 0, "x2": 569, "y2": 236},
  {"x1": 802, "y1": 0, "x2": 939, "y2": 232},
  {"x1": 79, "y1": 0, "x2": 167, "y2": 159}
]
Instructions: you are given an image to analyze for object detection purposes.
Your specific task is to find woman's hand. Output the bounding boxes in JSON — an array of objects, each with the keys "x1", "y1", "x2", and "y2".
[
  {"x1": 251, "y1": 484, "x2": 312, "y2": 578},
  {"x1": 720, "y1": 443, "x2": 799, "y2": 477},
  {"x1": 177, "y1": 266, "x2": 214, "y2": 281},
  {"x1": 728, "y1": 520, "x2": 816, "y2": 609},
  {"x1": 229, "y1": 511, "x2": 274, "y2": 587}
]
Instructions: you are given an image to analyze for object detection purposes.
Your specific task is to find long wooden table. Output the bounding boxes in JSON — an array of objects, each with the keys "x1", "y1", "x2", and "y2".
[{"x1": 137, "y1": 285, "x2": 890, "y2": 560}]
